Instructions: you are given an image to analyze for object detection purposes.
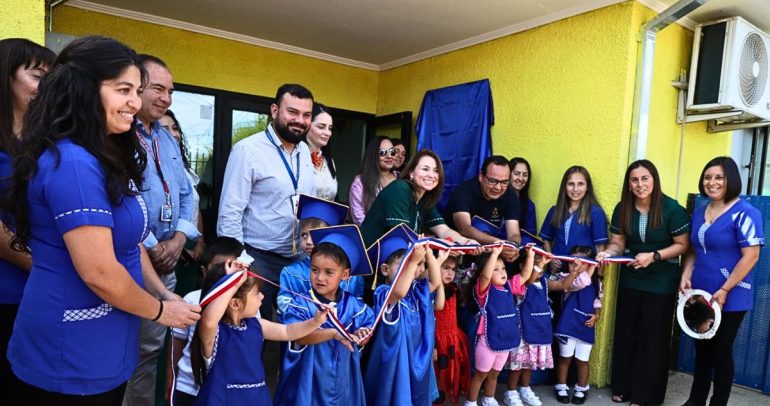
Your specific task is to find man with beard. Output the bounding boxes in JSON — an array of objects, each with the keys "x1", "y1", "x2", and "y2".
[
  {"x1": 445, "y1": 155, "x2": 521, "y2": 261},
  {"x1": 217, "y1": 83, "x2": 315, "y2": 321}
]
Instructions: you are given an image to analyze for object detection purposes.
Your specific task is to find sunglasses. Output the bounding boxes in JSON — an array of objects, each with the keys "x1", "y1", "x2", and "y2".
[{"x1": 378, "y1": 148, "x2": 397, "y2": 157}]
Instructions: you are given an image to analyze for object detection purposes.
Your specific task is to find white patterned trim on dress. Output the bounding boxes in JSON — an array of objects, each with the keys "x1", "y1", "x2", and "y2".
[
  {"x1": 204, "y1": 330, "x2": 221, "y2": 372},
  {"x1": 671, "y1": 222, "x2": 689, "y2": 234},
  {"x1": 639, "y1": 213, "x2": 648, "y2": 243},
  {"x1": 225, "y1": 321, "x2": 248, "y2": 331},
  {"x1": 54, "y1": 208, "x2": 111, "y2": 220},
  {"x1": 720, "y1": 268, "x2": 752, "y2": 289},
  {"x1": 530, "y1": 311, "x2": 551, "y2": 317},
  {"x1": 564, "y1": 214, "x2": 574, "y2": 247},
  {"x1": 133, "y1": 184, "x2": 150, "y2": 241},
  {"x1": 697, "y1": 222, "x2": 710, "y2": 254},
  {"x1": 226, "y1": 381, "x2": 266, "y2": 389},
  {"x1": 63, "y1": 303, "x2": 112, "y2": 322},
  {"x1": 572, "y1": 308, "x2": 591, "y2": 317}
]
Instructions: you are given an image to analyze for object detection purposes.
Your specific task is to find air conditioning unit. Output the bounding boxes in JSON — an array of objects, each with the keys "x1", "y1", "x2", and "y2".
[{"x1": 687, "y1": 16, "x2": 770, "y2": 123}]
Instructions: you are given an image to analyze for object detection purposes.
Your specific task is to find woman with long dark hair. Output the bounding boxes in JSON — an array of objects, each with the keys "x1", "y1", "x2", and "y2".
[
  {"x1": 304, "y1": 103, "x2": 337, "y2": 200},
  {"x1": 4, "y1": 36, "x2": 200, "y2": 404},
  {"x1": 595, "y1": 159, "x2": 690, "y2": 405},
  {"x1": 680, "y1": 157, "x2": 763, "y2": 406},
  {"x1": 0, "y1": 36, "x2": 55, "y2": 397},
  {"x1": 349, "y1": 135, "x2": 397, "y2": 225},
  {"x1": 509, "y1": 157, "x2": 537, "y2": 245}
]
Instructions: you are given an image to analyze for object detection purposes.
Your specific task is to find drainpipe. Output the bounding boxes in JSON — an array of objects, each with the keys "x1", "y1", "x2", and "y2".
[
  {"x1": 629, "y1": 0, "x2": 709, "y2": 162},
  {"x1": 47, "y1": 0, "x2": 69, "y2": 31}
]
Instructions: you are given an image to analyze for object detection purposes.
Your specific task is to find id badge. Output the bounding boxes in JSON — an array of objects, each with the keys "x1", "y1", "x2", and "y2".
[
  {"x1": 290, "y1": 194, "x2": 300, "y2": 216},
  {"x1": 160, "y1": 204, "x2": 173, "y2": 222}
]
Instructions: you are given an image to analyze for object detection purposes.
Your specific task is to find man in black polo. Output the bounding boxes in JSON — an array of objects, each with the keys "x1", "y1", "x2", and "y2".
[{"x1": 445, "y1": 155, "x2": 521, "y2": 262}]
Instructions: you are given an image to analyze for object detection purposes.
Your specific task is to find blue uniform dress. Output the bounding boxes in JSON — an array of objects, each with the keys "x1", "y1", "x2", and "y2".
[
  {"x1": 7, "y1": 140, "x2": 148, "y2": 394},
  {"x1": 277, "y1": 258, "x2": 364, "y2": 321},
  {"x1": 520, "y1": 275, "x2": 552, "y2": 345},
  {"x1": 365, "y1": 279, "x2": 436, "y2": 406},
  {"x1": 275, "y1": 290, "x2": 374, "y2": 406},
  {"x1": 690, "y1": 200, "x2": 764, "y2": 311},
  {"x1": 0, "y1": 150, "x2": 27, "y2": 306},
  {"x1": 194, "y1": 318, "x2": 271, "y2": 405},
  {"x1": 554, "y1": 286, "x2": 597, "y2": 344},
  {"x1": 476, "y1": 282, "x2": 521, "y2": 351},
  {"x1": 539, "y1": 204, "x2": 608, "y2": 255}
]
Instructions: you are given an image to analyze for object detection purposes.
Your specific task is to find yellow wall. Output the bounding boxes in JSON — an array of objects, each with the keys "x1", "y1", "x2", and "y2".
[
  {"x1": 46, "y1": 0, "x2": 726, "y2": 388},
  {"x1": 378, "y1": 3, "x2": 638, "y2": 217},
  {"x1": 0, "y1": 0, "x2": 45, "y2": 43},
  {"x1": 52, "y1": 6, "x2": 379, "y2": 114},
  {"x1": 375, "y1": 1, "x2": 722, "y2": 386},
  {"x1": 642, "y1": 6, "x2": 732, "y2": 204}
]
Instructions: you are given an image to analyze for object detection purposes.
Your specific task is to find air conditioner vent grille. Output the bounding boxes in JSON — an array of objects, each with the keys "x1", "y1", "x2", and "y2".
[{"x1": 739, "y1": 32, "x2": 768, "y2": 106}]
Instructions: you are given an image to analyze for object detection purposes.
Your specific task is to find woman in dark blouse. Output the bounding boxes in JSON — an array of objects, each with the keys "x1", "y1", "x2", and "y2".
[
  {"x1": 596, "y1": 159, "x2": 690, "y2": 406},
  {"x1": 360, "y1": 149, "x2": 473, "y2": 246}
]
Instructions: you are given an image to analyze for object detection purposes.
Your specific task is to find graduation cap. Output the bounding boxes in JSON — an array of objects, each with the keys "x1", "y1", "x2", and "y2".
[
  {"x1": 471, "y1": 215, "x2": 501, "y2": 235},
  {"x1": 310, "y1": 224, "x2": 373, "y2": 276},
  {"x1": 366, "y1": 223, "x2": 419, "y2": 269},
  {"x1": 297, "y1": 194, "x2": 349, "y2": 226}
]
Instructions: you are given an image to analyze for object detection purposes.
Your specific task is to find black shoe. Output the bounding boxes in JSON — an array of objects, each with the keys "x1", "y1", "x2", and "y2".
[
  {"x1": 554, "y1": 388, "x2": 570, "y2": 404},
  {"x1": 571, "y1": 390, "x2": 587, "y2": 405}
]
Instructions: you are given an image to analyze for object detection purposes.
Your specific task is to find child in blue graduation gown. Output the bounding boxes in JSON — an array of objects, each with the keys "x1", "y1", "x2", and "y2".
[
  {"x1": 191, "y1": 261, "x2": 328, "y2": 406},
  {"x1": 277, "y1": 194, "x2": 363, "y2": 321},
  {"x1": 364, "y1": 225, "x2": 445, "y2": 406},
  {"x1": 275, "y1": 224, "x2": 375, "y2": 406}
]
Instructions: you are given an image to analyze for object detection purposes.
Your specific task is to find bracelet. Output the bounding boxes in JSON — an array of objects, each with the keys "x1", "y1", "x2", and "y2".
[
  {"x1": 719, "y1": 287, "x2": 730, "y2": 293},
  {"x1": 151, "y1": 298, "x2": 163, "y2": 321}
]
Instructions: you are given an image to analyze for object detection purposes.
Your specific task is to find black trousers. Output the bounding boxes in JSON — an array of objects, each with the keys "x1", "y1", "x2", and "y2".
[
  {"x1": 611, "y1": 286, "x2": 676, "y2": 404},
  {"x1": 686, "y1": 310, "x2": 746, "y2": 406},
  {"x1": 23, "y1": 381, "x2": 126, "y2": 406}
]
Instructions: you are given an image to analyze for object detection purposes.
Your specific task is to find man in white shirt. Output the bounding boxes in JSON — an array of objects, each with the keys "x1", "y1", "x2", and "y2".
[{"x1": 217, "y1": 83, "x2": 315, "y2": 320}]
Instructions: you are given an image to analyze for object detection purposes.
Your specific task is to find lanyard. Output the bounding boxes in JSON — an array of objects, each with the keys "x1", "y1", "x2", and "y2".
[
  {"x1": 136, "y1": 129, "x2": 170, "y2": 196},
  {"x1": 265, "y1": 125, "x2": 300, "y2": 192}
]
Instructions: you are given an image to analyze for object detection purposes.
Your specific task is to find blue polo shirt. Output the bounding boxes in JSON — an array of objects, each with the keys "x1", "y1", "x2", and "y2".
[{"x1": 8, "y1": 139, "x2": 149, "y2": 394}]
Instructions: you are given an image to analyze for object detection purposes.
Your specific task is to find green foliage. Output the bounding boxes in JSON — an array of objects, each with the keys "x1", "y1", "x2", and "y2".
[{"x1": 232, "y1": 114, "x2": 269, "y2": 146}]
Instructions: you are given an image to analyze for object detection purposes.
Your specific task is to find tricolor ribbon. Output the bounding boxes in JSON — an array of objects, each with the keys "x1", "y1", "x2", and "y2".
[
  {"x1": 199, "y1": 266, "x2": 358, "y2": 344},
  {"x1": 600, "y1": 256, "x2": 635, "y2": 264}
]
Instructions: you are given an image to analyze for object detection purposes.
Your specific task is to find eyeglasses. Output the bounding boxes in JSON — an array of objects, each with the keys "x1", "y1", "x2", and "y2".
[
  {"x1": 484, "y1": 175, "x2": 510, "y2": 187},
  {"x1": 378, "y1": 148, "x2": 397, "y2": 157}
]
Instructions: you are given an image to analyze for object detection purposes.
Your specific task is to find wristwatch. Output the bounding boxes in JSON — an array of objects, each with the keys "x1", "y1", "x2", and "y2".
[{"x1": 653, "y1": 251, "x2": 661, "y2": 261}]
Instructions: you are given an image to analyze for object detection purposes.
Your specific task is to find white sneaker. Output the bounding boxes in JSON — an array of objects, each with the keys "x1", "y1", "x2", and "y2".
[
  {"x1": 503, "y1": 390, "x2": 524, "y2": 406},
  {"x1": 481, "y1": 396, "x2": 500, "y2": 406},
  {"x1": 518, "y1": 387, "x2": 543, "y2": 406}
]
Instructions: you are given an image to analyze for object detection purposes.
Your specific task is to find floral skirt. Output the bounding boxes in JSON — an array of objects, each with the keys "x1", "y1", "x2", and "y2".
[{"x1": 508, "y1": 342, "x2": 553, "y2": 370}]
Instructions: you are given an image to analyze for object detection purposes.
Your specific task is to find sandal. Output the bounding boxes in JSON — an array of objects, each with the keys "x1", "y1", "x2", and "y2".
[{"x1": 612, "y1": 394, "x2": 628, "y2": 403}]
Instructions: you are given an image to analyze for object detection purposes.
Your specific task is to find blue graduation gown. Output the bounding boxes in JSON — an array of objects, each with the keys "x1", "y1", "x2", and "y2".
[
  {"x1": 277, "y1": 258, "x2": 365, "y2": 321},
  {"x1": 365, "y1": 279, "x2": 436, "y2": 406},
  {"x1": 274, "y1": 291, "x2": 374, "y2": 406}
]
